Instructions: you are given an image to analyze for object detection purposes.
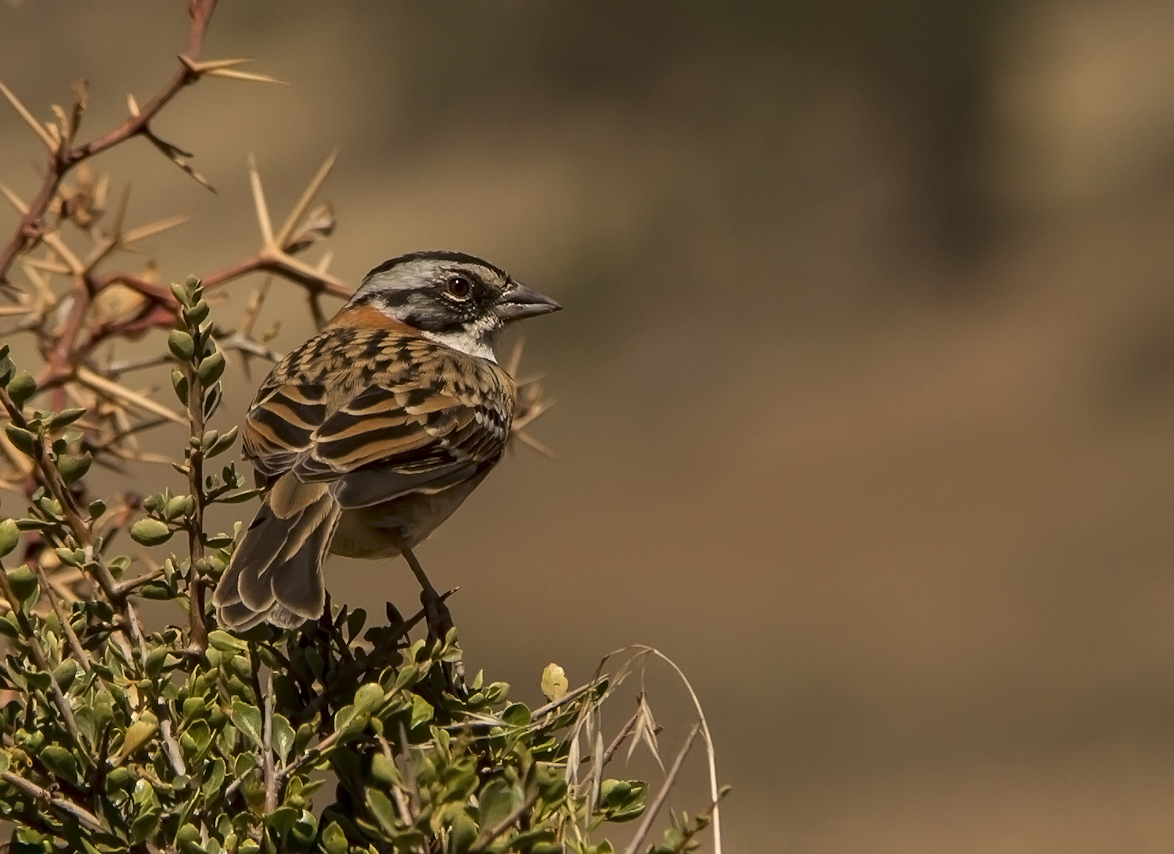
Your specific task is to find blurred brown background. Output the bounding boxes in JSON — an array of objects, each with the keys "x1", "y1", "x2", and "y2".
[{"x1": 5, "y1": 1, "x2": 1174, "y2": 851}]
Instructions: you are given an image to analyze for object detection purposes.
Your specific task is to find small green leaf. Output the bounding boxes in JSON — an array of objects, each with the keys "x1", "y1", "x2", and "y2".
[
  {"x1": 172, "y1": 368, "x2": 189, "y2": 403},
  {"x1": 201, "y1": 757, "x2": 226, "y2": 802},
  {"x1": 54, "y1": 547, "x2": 81, "y2": 567},
  {"x1": 171, "y1": 281, "x2": 193, "y2": 307},
  {"x1": 205, "y1": 425, "x2": 239, "y2": 458},
  {"x1": 272, "y1": 713, "x2": 294, "y2": 762},
  {"x1": 47, "y1": 408, "x2": 85, "y2": 430},
  {"x1": 448, "y1": 810, "x2": 478, "y2": 853},
  {"x1": 600, "y1": 779, "x2": 632, "y2": 807},
  {"x1": 7, "y1": 371, "x2": 37, "y2": 407},
  {"x1": 168, "y1": 329, "x2": 196, "y2": 361},
  {"x1": 199, "y1": 429, "x2": 219, "y2": 452},
  {"x1": 208, "y1": 630, "x2": 248, "y2": 653},
  {"x1": 184, "y1": 300, "x2": 210, "y2": 326},
  {"x1": 333, "y1": 704, "x2": 367, "y2": 738},
  {"x1": 344, "y1": 607, "x2": 367, "y2": 641},
  {"x1": 6, "y1": 566, "x2": 37, "y2": 609},
  {"x1": 197, "y1": 350, "x2": 225, "y2": 385},
  {"x1": 176, "y1": 823, "x2": 207, "y2": 854},
  {"x1": 3, "y1": 424, "x2": 35, "y2": 456},
  {"x1": 365, "y1": 789, "x2": 399, "y2": 836},
  {"x1": 203, "y1": 531, "x2": 234, "y2": 548},
  {"x1": 117, "y1": 717, "x2": 159, "y2": 763},
  {"x1": 164, "y1": 494, "x2": 195, "y2": 520},
  {"x1": 370, "y1": 753, "x2": 400, "y2": 786},
  {"x1": 0, "y1": 519, "x2": 20, "y2": 558},
  {"x1": 288, "y1": 809, "x2": 318, "y2": 847},
  {"x1": 229, "y1": 699, "x2": 264, "y2": 748},
  {"x1": 410, "y1": 693, "x2": 434, "y2": 728},
  {"x1": 353, "y1": 683, "x2": 385, "y2": 715},
  {"x1": 130, "y1": 518, "x2": 173, "y2": 546},
  {"x1": 129, "y1": 811, "x2": 160, "y2": 844},
  {"x1": 502, "y1": 702, "x2": 531, "y2": 727},
  {"x1": 137, "y1": 581, "x2": 174, "y2": 599},
  {"x1": 477, "y1": 780, "x2": 517, "y2": 829},
  {"x1": 319, "y1": 821, "x2": 348, "y2": 854},
  {"x1": 203, "y1": 381, "x2": 222, "y2": 419},
  {"x1": 234, "y1": 751, "x2": 257, "y2": 779},
  {"x1": 51, "y1": 659, "x2": 78, "y2": 692},
  {"x1": 145, "y1": 646, "x2": 171, "y2": 678},
  {"x1": 266, "y1": 805, "x2": 297, "y2": 836},
  {"x1": 180, "y1": 719, "x2": 212, "y2": 763},
  {"x1": 40, "y1": 745, "x2": 79, "y2": 782}
]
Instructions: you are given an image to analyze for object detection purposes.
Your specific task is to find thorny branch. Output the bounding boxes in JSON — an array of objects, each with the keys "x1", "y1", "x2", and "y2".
[{"x1": 0, "y1": 0, "x2": 220, "y2": 284}]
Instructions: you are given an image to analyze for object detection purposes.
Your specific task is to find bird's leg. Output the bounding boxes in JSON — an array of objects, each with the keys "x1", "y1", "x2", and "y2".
[
  {"x1": 318, "y1": 590, "x2": 333, "y2": 631},
  {"x1": 402, "y1": 547, "x2": 454, "y2": 642},
  {"x1": 401, "y1": 547, "x2": 465, "y2": 694}
]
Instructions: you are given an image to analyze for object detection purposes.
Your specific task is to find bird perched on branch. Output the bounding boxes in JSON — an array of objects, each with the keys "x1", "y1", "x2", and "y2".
[{"x1": 213, "y1": 251, "x2": 561, "y2": 632}]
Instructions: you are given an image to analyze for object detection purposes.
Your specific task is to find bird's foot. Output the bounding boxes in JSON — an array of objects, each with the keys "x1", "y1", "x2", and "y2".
[
  {"x1": 403, "y1": 547, "x2": 466, "y2": 696},
  {"x1": 420, "y1": 584, "x2": 454, "y2": 645},
  {"x1": 419, "y1": 586, "x2": 467, "y2": 696}
]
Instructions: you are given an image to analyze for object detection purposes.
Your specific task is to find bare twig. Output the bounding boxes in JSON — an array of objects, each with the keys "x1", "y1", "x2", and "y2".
[
  {"x1": 531, "y1": 679, "x2": 605, "y2": 720},
  {"x1": 398, "y1": 720, "x2": 420, "y2": 815},
  {"x1": 0, "y1": 770, "x2": 105, "y2": 833},
  {"x1": 621, "y1": 721, "x2": 701, "y2": 854},
  {"x1": 601, "y1": 704, "x2": 643, "y2": 769},
  {"x1": 30, "y1": 563, "x2": 92, "y2": 672},
  {"x1": 378, "y1": 734, "x2": 414, "y2": 827},
  {"x1": 468, "y1": 788, "x2": 542, "y2": 853},
  {"x1": 263, "y1": 669, "x2": 277, "y2": 813},
  {"x1": 156, "y1": 716, "x2": 188, "y2": 779}
]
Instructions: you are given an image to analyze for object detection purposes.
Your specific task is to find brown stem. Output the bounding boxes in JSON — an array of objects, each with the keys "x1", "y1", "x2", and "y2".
[
  {"x1": 0, "y1": 770, "x2": 105, "y2": 833},
  {"x1": 184, "y1": 337, "x2": 207, "y2": 649},
  {"x1": 263, "y1": 669, "x2": 278, "y2": 813},
  {"x1": 600, "y1": 704, "x2": 643, "y2": 769},
  {"x1": 31, "y1": 563, "x2": 92, "y2": 672},
  {"x1": 201, "y1": 249, "x2": 351, "y2": 300}
]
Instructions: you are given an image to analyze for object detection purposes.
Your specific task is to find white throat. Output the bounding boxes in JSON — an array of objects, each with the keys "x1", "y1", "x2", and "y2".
[{"x1": 418, "y1": 328, "x2": 498, "y2": 363}]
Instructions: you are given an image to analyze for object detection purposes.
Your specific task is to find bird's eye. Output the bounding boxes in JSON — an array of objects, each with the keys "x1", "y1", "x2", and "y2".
[{"x1": 446, "y1": 275, "x2": 473, "y2": 299}]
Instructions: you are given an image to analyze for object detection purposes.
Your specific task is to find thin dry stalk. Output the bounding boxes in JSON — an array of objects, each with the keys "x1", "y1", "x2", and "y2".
[{"x1": 621, "y1": 721, "x2": 701, "y2": 854}]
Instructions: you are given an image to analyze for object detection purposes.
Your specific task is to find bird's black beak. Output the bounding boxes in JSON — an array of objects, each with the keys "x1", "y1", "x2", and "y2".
[{"x1": 493, "y1": 280, "x2": 562, "y2": 322}]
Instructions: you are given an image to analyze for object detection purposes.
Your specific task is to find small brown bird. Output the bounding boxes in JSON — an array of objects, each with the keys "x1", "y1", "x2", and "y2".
[{"x1": 213, "y1": 251, "x2": 561, "y2": 631}]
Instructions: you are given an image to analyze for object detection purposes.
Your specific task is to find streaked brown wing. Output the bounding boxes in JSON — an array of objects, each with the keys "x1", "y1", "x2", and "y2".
[
  {"x1": 241, "y1": 381, "x2": 329, "y2": 479},
  {"x1": 296, "y1": 381, "x2": 512, "y2": 508},
  {"x1": 241, "y1": 328, "x2": 514, "y2": 506}
]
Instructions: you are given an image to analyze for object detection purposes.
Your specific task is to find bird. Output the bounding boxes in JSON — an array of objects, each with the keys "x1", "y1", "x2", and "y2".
[{"x1": 212, "y1": 250, "x2": 561, "y2": 632}]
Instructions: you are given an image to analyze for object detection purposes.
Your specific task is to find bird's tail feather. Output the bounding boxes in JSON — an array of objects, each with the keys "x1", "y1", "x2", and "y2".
[{"x1": 213, "y1": 479, "x2": 340, "y2": 631}]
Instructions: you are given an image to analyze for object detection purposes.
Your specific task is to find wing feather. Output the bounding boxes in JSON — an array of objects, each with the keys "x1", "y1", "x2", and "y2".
[{"x1": 240, "y1": 325, "x2": 514, "y2": 503}]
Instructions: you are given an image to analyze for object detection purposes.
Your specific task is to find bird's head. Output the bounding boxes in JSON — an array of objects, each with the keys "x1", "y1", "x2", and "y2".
[{"x1": 348, "y1": 250, "x2": 561, "y2": 362}]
